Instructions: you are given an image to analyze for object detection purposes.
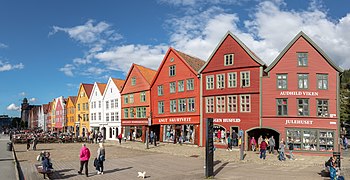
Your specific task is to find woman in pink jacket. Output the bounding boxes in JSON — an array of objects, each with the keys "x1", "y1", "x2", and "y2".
[{"x1": 78, "y1": 143, "x2": 91, "y2": 177}]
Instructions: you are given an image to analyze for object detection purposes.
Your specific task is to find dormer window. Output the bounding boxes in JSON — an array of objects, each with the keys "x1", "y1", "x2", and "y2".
[
  {"x1": 131, "y1": 77, "x2": 136, "y2": 86},
  {"x1": 297, "y1": 52, "x2": 308, "y2": 66},
  {"x1": 224, "y1": 54, "x2": 234, "y2": 66}
]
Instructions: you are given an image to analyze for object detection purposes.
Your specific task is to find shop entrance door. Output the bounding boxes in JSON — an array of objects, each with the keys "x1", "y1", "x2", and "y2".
[{"x1": 247, "y1": 128, "x2": 280, "y2": 151}]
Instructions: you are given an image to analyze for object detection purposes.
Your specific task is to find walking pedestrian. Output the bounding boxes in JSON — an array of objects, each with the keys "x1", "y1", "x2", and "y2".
[
  {"x1": 95, "y1": 132, "x2": 98, "y2": 144},
  {"x1": 232, "y1": 131, "x2": 238, "y2": 147},
  {"x1": 278, "y1": 141, "x2": 286, "y2": 161},
  {"x1": 78, "y1": 143, "x2": 91, "y2": 177},
  {"x1": 26, "y1": 138, "x2": 31, "y2": 151},
  {"x1": 96, "y1": 143, "x2": 105, "y2": 175},
  {"x1": 259, "y1": 138, "x2": 267, "y2": 160},
  {"x1": 227, "y1": 135, "x2": 232, "y2": 151},
  {"x1": 258, "y1": 135, "x2": 263, "y2": 151},
  {"x1": 268, "y1": 136, "x2": 275, "y2": 154},
  {"x1": 343, "y1": 136, "x2": 348, "y2": 151},
  {"x1": 150, "y1": 131, "x2": 154, "y2": 144},
  {"x1": 288, "y1": 138, "x2": 295, "y2": 160},
  {"x1": 154, "y1": 132, "x2": 157, "y2": 146},
  {"x1": 251, "y1": 137, "x2": 257, "y2": 152},
  {"x1": 118, "y1": 133, "x2": 122, "y2": 145},
  {"x1": 89, "y1": 131, "x2": 94, "y2": 144},
  {"x1": 33, "y1": 135, "x2": 38, "y2": 150}
]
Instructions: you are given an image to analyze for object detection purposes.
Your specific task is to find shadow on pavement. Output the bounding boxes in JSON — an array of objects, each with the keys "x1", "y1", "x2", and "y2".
[
  {"x1": 214, "y1": 162, "x2": 229, "y2": 176},
  {"x1": 104, "y1": 166, "x2": 133, "y2": 174},
  {"x1": 0, "y1": 158, "x2": 14, "y2": 161}
]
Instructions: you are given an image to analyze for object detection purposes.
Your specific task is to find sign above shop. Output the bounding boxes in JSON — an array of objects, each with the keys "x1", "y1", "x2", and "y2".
[
  {"x1": 153, "y1": 116, "x2": 200, "y2": 124},
  {"x1": 279, "y1": 91, "x2": 319, "y2": 96},
  {"x1": 285, "y1": 119, "x2": 313, "y2": 125},
  {"x1": 213, "y1": 118, "x2": 241, "y2": 123},
  {"x1": 158, "y1": 117, "x2": 191, "y2": 123}
]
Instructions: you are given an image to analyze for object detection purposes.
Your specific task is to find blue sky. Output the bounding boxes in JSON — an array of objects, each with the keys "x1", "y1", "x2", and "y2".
[{"x1": 1, "y1": 0, "x2": 349, "y2": 117}]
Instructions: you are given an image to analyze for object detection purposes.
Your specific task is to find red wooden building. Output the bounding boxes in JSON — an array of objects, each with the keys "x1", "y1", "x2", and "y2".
[
  {"x1": 261, "y1": 31, "x2": 343, "y2": 153},
  {"x1": 121, "y1": 64, "x2": 157, "y2": 142},
  {"x1": 199, "y1": 31, "x2": 266, "y2": 147},
  {"x1": 150, "y1": 48, "x2": 205, "y2": 145}
]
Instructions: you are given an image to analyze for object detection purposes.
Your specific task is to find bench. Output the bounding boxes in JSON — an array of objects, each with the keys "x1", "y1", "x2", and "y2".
[{"x1": 34, "y1": 164, "x2": 53, "y2": 179}]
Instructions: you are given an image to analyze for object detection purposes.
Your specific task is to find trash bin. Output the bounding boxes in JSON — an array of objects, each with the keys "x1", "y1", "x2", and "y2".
[
  {"x1": 333, "y1": 151, "x2": 341, "y2": 169},
  {"x1": 7, "y1": 142, "x2": 13, "y2": 151}
]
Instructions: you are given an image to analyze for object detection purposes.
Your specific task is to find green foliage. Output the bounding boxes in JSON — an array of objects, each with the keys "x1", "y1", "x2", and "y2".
[{"x1": 340, "y1": 69, "x2": 350, "y2": 125}]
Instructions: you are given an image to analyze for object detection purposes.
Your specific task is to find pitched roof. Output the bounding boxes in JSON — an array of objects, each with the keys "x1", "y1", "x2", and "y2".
[
  {"x1": 134, "y1": 64, "x2": 157, "y2": 84},
  {"x1": 68, "y1": 96, "x2": 77, "y2": 105},
  {"x1": 199, "y1": 31, "x2": 265, "y2": 73},
  {"x1": 265, "y1": 31, "x2": 343, "y2": 73},
  {"x1": 112, "y1": 78, "x2": 125, "y2": 91},
  {"x1": 42, "y1": 104, "x2": 49, "y2": 113},
  {"x1": 175, "y1": 49, "x2": 206, "y2": 72},
  {"x1": 82, "y1": 83, "x2": 93, "y2": 98},
  {"x1": 97, "y1": 83, "x2": 107, "y2": 95}
]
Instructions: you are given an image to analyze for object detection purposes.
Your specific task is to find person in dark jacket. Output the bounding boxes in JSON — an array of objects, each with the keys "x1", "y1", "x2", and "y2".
[
  {"x1": 259, "y1": 139, "x2": 268, "y2": 160},
  {"x1": 26, "y1": 138, "x2": 31, "y2": 151},
  {"x1": 268, "y1": 136, "x2": 275, "y2": 154},
  {"x1": 42, "y1": 152, "x2": 53, "y2": 172},
  {"x1": 96, "y1": 143, "x2": 105, "y2": 175},
  {"x1": 288, "y1": 138, "x2": 295, "y2": 160}
]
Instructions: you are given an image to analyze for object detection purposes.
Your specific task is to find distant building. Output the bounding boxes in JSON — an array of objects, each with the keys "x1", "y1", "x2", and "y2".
[
  {"x1": 21, "y1": 98, "x2": 40, "y2": 129},
  {"x1": 0, "y1": 115, "x2": 13, "y2": 128}
]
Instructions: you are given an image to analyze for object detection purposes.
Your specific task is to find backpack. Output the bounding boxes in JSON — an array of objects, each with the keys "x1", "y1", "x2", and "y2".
[{"x1": 99, "y1": 154, "x2": 105, "y2": 162}]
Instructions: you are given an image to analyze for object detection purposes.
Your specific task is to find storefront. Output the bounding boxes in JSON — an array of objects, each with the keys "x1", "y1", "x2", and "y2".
[
  {"x1": 122, "y1": 120, "x2": 148, "y2": 142},
  {"x1": 153, "y1": 115, "x2": 200, "y2": 145}
]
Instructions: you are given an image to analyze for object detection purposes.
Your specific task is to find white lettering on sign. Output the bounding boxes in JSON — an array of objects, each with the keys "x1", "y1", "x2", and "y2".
[
  {"x1": 213, "y1": 118, "x2": 241, "y2": 123},
  {"x1": 158, "y1": 119, "x2": 168, "y2": 123},
  {"x1": 285, "y1": 119, "x2": 313, "y2": 125},
  {"x1": 169, "y1": 117, "x2": 191, "y2": 123},
  {"x1": 330, "y1": 122, "x2": 336, "y2": 125},
  {"x1": 280, "y1": 91, "x2": 319, "y2": 96}
]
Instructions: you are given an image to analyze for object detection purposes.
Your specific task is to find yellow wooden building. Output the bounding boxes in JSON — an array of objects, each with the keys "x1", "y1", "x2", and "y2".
[
  {"x1": 66, "y1": 96, "x2": 77, "y2": 134},
  {"x1": 75, "y1": 83, "x2": 93, "y2": 137}
]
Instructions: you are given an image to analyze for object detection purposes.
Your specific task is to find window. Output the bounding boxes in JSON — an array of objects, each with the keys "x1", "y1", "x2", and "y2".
[
  {"x1": 140, "y1": 92, "x2": 146, "y2": 102},
  {"x1": 106, "y1": 113, "x2": 109, "y2": 121},
  {"x1": 124, "y1": 108, "x2": 129, "y2": 118},
  {"x1": 227, "y1": 95, "x2": 237, "y2": 113},
  {"x1": 86, "y1": 103, "x2": 89, "y2": 110},
  {"x1": 297, "y1": 52, "x2": 308, "y2": 66},
  {"x1": 178, "y1": 99, "x2": 186, "y2": 112},
  {"x1": 297, "y1": 98, "x2": 309, "y2": 116},
  {"x1": 91, "y1": 113, "x2": 93, "y2": 121},
  {"x1": 206, "y1": 97, "x2": 214, "y2": 113},
  {"x1": 187, "y1": 98, "x2": 195, "y2": 112},
  {"x1": 228, "y1": 72, "x2": 237, "y2": 88},
  {"x1": 158, "y1": 101, "x2": 164, "y2": 114},
  {"x1": 170, "y1": 57, "x2": 174, "y2": 62},
  {"x1": 78, "y1": 104, "x2": 80, "y2": 111},
  {"x1": 98, "y1": 112, "x2": 101, "y2": 120},
  {"x1": 124, "y1": 95, "x2": 129, "y2": 104},
  {"x1": 158, "y1": 85, "x2": 163, "y2": 96},
  {"x1": 115, "y1": 99, "x2": 118, "y2": 108},
  {"x1": 178, "y1": 80, "x2": 184, "y2": 92},
  {"x1": 82, "y1": 103, "x2": 85, "y2": 110},
  {"x1": 187, "y1": 79, "x2": 194, "y2": 90},
  {"x1": 277, "y1": 74, "x2": 288, "y2": 89},
  {"x1": 240, "y1": 95, "x2": 250, "y2": 112},
  {"x1": 317, "y1": 74, "x2": 328, "y2": 90},
  {"x1": 277, "y1": 99, "x2": 288, "y2": 116},
  {"x1": 111, "y1": 112, "x2": 115, "y2": 121},
  {"x1": 106, "y1": 101, "x2": 109, "y2": 110},
  {"x1": 317, "y1": 99, "x2": 329, "y2": 117},
  {"x1": 216, "y1": 96, "x2": 225, "y2": 113},
  {"x1": 137, "y1": 107, "x2": 146, "y2": 118},
  {"x1": 94, "y1": 113, "x2": 96, "y2": 121},
  {"x1": 298, "y1": 74, "x2": 308, "y2": 89},
  {"x1": 111, "y1": 100, "x2": 114, "y2": 109},
  {"x1": 115, "y1": 112, "x2": 119, "y2": 121},
  {"x1": 131, "y1": 77, "x2": 136, "y2": 86},
  {"x1": 169, "y1": 65, "x2": 176, "y2": 76},
  {"x1": 94, "y1": 101, "x2": 96, "y2": 109},
  {"x1": 224, "y1": 54, "x2": 234, "y2": 66},
  {"x1": 170, "y1": 82, "x2": 176, "y2": 93},
  {"x1": 206, "y1": 75, "x2": 214, "y2": 90},
  {"x1": 91, "y1": 103, "x2": 93, "y2": 109},
  {"x1": 170, "y1": 100, "x2": 177, "y2": 113},
  {"x1": 110, "y1": 88, "x2": 113, "y2": 93},
  {"x1": 129, "y1": 94, "x2": 134, "y2": 103},
  {"x1": 130, "y1": 108, "x2": 135, "y2": 118},
  {"x1": 216, "y1": 74, "x2": 225, "y2": 89},
  {"x1": 99, "y1": 101, "x2": 101, "y2": 108},
  {"x1": 241, "y1": 71, "x2": 250, "y2": 87}
]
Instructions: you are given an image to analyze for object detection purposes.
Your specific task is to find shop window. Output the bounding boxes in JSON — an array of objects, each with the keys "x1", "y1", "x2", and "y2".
[
  {"x1": 298, "y1": 74, "x2": 308, "y2": 89},
  {"x1": 297, "y1": 52, "x2": 308, "y2": 66},
  {"x1": 317, "y1": 99, "x2": 329, "y2": 117},
  {"x1": 214, "y1": 125, "x2": 226, "y2": 144},
  {"x1": 187, "y1": 79, "x2": 194, "y2": 90},
  {"x1": 302, "y1": 130, "x2": 317, "y2": 151},
  {"x1": 228, "y1": 72, "x2": 237, "y2": 88},
  {"x1": 187, "y1": 98, "x2": 195, "y2": 112},
  {"x1": 206, "y1": 75, "x2": 214, "y2": 90},
  {"x1": 286, "y1": 129, "x2": 302, "y2": 150},
  {"x1": 158, "y1": 85, "x2": 163, "y2": 96},
  {"x1": 216, "y1": 96, "x2": 225, "y2": 113},
  {"x1": 319, "y1": 131, "x2": 334, "y2": 151},
  {"x1": 276, "y1": 98, "x2": 288, "y2": 116},
  {"x1": 240, "y1": 95, "x2": 250, "y2": 112},
  {"x1": 224, "y1": 54, "x2": 234, "y2": 66},
  {"x1": 164, "y1": 125, "x2": 175, "y2": 142},
  {"x1": 170, "y1": 82, "x2": 176, "y2": 93},
  {"x1": 240, "y1": 71, "x2": 250, "y2": 87},
  {"x1": 317, "y1": 74, "x2": 328, "y2": 90},
  {"x1": 297, "y1": 98, "x2": 309, "y2": 116},
  {"x1": 277, "y1": 74, "x2": 288, "y2": 89},
  {"x1": 178, "y1": 80, "x2": 184, "y2": 92},
  {"x1": 206, "y1": 97, "x2": 214, "y2": 113},
  {"x1": 227, "y1": 95, "x2": 237, "y2": 113},
  {"x1": 216, "y1": 74, "x2": 225, "y2": 89}
]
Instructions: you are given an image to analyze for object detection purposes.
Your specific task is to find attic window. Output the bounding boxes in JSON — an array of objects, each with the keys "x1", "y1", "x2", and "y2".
[
  {"x1": 131, "y1": 77, "x2": 136, "y2": 86},
  {"x1": 297, "y1": 52, "x2": 308, "y2": 66},
  {"x1": 224, "y1": 54, "x2": 234, "y2": 66},
  {"x1": 170, "y1": 57, "x2": 174, "y2": 62},
  {"x1": 110, "y1": 88, "x2": 113, "y2": 93}
]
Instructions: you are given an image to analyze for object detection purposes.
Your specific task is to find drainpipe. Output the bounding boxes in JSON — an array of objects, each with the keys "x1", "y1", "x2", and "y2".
[
  {"x1": 259, "y1": 66, "x2": 263, "y2": 128},
  {"x1": 199, "y1": 73, "x2": 203, "y2": 147}
]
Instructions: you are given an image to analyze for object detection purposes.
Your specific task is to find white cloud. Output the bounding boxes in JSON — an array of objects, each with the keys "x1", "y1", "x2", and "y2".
[
  {"x1": 7, "y1": 103, "x2": 20, "y2": 111},
  {"x1": 29, "y1": 98, "x2": 37, "y2": 103},
  {"x1": 0, "y1": 61, "x2": 24, "y2": 72},
  {"x1": 158, "y1": 0, "x2": 247, "y2": 6},
  {"x1": 0, "y1": 43, "x2": 8, "y2": 48},
  {"x1": 59, "y1": 64, "x2": 75, "y2": 76},
  {"x1": 19, "y1": 92, "x2": 26, "y2": 96}
]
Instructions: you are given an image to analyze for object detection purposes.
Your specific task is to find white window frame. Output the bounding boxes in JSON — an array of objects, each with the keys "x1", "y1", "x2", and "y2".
[
  {"x1": 224, "y1": 54, "x2": 234, "y2": 66},
  {"x1": 228, "y1": 72, "x2": 237, "y2": 88},
  {"x1": 158, "y1": 101, "x2": 164, "y2": 114},
  {"x1": 216, "y1": 96, "x2": 225, "y2": 113},
  {"x1": 178, "y1": 80, "x2": 184, "y2": 92},
  {"x1": 206, "y1": 97, "x2": 214, "y2": 113},
  {"x1": 170, "y1": 82, "x2": 176, "y2": 93},
  {"x1": 240, "y1": 95, "x2": 251, "y2": 112},
  {"x1": 187, "y1": 79, "x2": 194, "y2": 90},
  {"x1": 216, "y1": 74, "x2": 225, "y2": 89},
  {"x1": 240, "y1": 71, "x2": 250, "y2": 87},
  {"x1": 169, "y1": 65, "x2": 176, "y2": 76},
  {"x1": 170, "y1": 100, "x2": 177, "y2": 113},
  {"x1": 158, "y1": 85, "x2": 163, "y2": 96},
  {"x1": 206, "y1": 75, "x2": 214, "y2": 90},
  {"x1": 178, "y1": 99, "x2": 186, "y2": 112},
  {"x1": 227, "y1": 95, "x2": 237, "y2": 113},
  {"x1": 187, "y1": 98, "x2": 195, "y2": 112}
]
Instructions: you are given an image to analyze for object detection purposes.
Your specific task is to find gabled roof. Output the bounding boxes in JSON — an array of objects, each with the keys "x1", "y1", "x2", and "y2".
[
  {"x1": 174, "y1": 50, "x2": 206, "y2": 72},
  {"x1": 97, "y1": 83, "x2": 107, "y2": 95},
  {"x1": 82, "y1": 83, "x2": 94, "y2": 98},
  {"x1": 199, "y1": 31, "x2": 265, "y2": 73},
  {"x1": 265, "y1": 31, "x2": 343, "y2": 73},
  {"x1": 135, "y1": 64, "x2": 157, "y2": 84},
  {"x1": 112, "y1": 78, "x2": 125, "y2": 91},
  {"x1": 42, "y1": 104, "x2": 49, "y2": 113},
  {"x1": 68, "y1": 96, "x2": 77, "y2": 105}
]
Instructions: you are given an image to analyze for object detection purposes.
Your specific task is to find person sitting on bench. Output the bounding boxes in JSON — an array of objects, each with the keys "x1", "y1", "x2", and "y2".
[{"x1": 42, "y1": 152, "x2": 53, "y2": 172}]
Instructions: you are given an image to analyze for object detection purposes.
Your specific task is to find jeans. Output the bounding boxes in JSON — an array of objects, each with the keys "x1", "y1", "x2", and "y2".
[
  {"x1": 79, "y1": 160, "x2": 89, "y2": 176},
  {"x1": 289, "y1": 150, "x2": 294, "y2": 160},
  {"x1": 96, "y1": 160, "x2": 104, "y2": 172},
  {"x1": 260, "y1": 149, "x2": 266, "y2": 159},
  {"x1": 279, "y1": 151, "x2": 285, "y2": 160},
  {"x1": 269, "y1": 145, "x2": 275, "y2": 154}
]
